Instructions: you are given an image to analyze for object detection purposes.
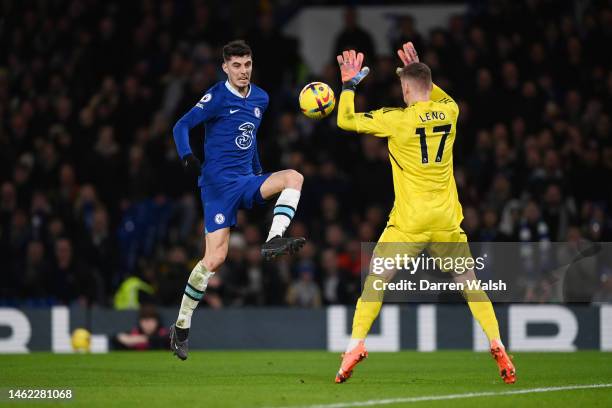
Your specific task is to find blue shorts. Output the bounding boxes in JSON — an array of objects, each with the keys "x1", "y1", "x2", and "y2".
[{"x1": 201, "y1": 173, "x2": 271, "y2": 234}]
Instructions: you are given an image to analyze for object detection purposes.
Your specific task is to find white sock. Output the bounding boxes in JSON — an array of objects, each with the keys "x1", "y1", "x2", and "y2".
[
  {"x1": 266, "y1": 188, "x2": 301, "y2": 241},
  {"x1": 176, "y1": 261, "x2": 215, "y2": 329},
  {"x1": 345, "y1": 338, "x2": 364, "y2": 353}
]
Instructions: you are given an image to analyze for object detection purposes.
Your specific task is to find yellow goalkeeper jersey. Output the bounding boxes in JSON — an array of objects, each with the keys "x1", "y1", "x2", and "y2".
[{"x1": 337, "y1": 84, "x2": 463, "y2": 233}]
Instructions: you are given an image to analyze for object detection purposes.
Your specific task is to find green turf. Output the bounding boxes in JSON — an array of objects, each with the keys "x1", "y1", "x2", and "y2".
[{"x1": 1, "y1": 351, "x2": 611, "y2": 407}]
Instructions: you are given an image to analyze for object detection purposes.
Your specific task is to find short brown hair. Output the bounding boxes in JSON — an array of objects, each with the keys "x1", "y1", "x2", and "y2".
[
  {"x1": 398, "y1": 62, "x2": 432, "y2": 88},
  {"x1": 222, "y1": 40, "x2": 252, "y2": 61}
]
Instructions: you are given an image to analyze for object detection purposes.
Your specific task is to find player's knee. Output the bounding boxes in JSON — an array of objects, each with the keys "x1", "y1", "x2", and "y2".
[
  {"x1": 205, "y1": 255, "x2": 225, "y2": 271},
  {"x1": 285, "y1": 169, "x2": 304, "y2": 189},
  {"x1": 204, "y1": 250, "x2": 227, "y2": 271}
]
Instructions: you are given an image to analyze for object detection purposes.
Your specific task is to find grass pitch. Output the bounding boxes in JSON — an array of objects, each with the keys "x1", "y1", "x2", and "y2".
[{"x1": 1, "y1": 351, "x2": 611, "y2": 407}]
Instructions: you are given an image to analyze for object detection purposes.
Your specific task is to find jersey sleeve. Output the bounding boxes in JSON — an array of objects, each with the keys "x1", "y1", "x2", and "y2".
[
  {"x1": 431, "y1": 83, "x2": 459, "y2": 115},
  {"x1": 337, "y1": 90, "x2": 394, "y2": 138},
  {"x1": 172, "y1": 90, "x2": 220, "y2": 159}
]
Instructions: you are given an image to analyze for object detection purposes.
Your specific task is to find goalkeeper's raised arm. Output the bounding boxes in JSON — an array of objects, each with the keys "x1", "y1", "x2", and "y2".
[{"x1": 336, "y1": 50, "x2": 394, "y2": 137}]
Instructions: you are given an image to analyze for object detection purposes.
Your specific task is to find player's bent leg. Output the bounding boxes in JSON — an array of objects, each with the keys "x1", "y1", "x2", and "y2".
[
  {"x1": 259, "y1": 169, "x2": 304, "y2": 198},
  {"x1": 171, "y1": 228, "x2": 229, "y2": 360},
  {"x1": 260, "y1": 169, "x2": 306, "y2": 259},
  {"x1": 452, "y1": 268, "x2": 516, "y2": 384}
]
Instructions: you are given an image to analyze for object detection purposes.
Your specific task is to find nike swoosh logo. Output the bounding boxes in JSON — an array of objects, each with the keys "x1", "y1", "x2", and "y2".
[{"x1": 230, "y1": 109, "x2": 239, "y2": 114}]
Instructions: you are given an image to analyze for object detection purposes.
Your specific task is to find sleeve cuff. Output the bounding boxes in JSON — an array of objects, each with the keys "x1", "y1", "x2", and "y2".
[{"x1": 342, "y1": 82, "x2": 357, "y2": 92}]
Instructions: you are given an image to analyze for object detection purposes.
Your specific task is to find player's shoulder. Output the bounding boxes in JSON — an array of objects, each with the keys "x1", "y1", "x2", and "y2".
[
  {"x1": 249, "y1": 83, "x2": 269, "y2": 103},
  {"x1": 411, "y1": 100, "x2": 458, "y2": 118},
  {"x1": 432, "y1": 98, "x2": 459, "y2": 115},
  {"x1": 209, "y1": 81, "x2": 229, "y2": 100},
  {"x1": 372, "y1": 106, "x2": 405, "y2": 119},
  {"x1": 195, "y1": 81, "x2": 226, "y2": 108},
  {"x1": 381, "y1": 107, "x2": 404, "y2": 114}
]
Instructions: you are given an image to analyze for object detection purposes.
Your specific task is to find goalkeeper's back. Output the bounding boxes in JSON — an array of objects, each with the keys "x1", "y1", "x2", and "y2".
[
  {"x1": 337, "y1": 69, "x2": 463, "y2": 233},
  {"x1": 386, "y1": 88, "x2": 462, "y2": 232}
]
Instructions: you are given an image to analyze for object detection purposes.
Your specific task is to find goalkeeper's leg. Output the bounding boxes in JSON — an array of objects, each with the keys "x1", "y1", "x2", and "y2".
[
  {"x1": 171, "y1": 227, "x2": 229, "y2": 360},
  {"x1": 453, "y1": 269, "x2": 516, "y2": 384},
  {"x1": 336, "y1": 242, "x2": 400, "y2": 383},
  {"x1": 335, "y1": 274, "x2": 383, "y2": 383},
  {"x1": 336, "y1": 228, "x2": 423, "y2": 383}
]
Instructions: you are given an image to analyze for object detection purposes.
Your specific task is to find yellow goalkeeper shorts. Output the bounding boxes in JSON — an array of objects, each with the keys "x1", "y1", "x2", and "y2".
[{"x1": 373, "y1": 226, "x2": 472, "y2": 273}]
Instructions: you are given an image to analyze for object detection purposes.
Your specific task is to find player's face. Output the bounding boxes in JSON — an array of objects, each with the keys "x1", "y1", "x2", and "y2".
[{"x1": 223, "y1": 55, "x2": 252, "y2": 89}]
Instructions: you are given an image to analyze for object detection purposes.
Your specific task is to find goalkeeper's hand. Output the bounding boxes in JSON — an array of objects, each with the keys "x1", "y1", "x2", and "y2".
[
  {"x1": 395, "y1": 42, "x2": 419, "y2": 75},
  {"x1": 182, "y1": 153, "x2": 201, "y2": 177},
  {"x1": 337, "y1": 49, "x2": 370, "y2": 90}
]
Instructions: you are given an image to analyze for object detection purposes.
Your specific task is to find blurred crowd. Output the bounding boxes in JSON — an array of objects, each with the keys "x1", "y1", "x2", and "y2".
[{"x1": 1, "y1": 0, "x2": 611, "y2": 308}]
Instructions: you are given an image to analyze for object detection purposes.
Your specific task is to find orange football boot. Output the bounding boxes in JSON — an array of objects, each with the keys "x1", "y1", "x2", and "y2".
[
  {"x1": 490, "y1": 339, "x2": 516, "y2": 384},
  {"x1": 335, "y1": 341, "x2": 368, "y2": 383}
]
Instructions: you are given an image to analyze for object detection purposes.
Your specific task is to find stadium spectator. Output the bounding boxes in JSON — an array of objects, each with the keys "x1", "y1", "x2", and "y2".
[
  {"x1": 321, "y1": 248, "x2": 354, "y2": 304},
  {"x1": 390, "y1": 15, "x2": 425, "y2": 59},
  {"x1": 50, "y1": 237, "x2": 100, "y2": 305},
  {"x1": 79, "y1": 206, "x2": 119, "y2": 297},
  {"x1": 332, "y1": 7, "x2": 376, "y2": 66},
  {"x1": 18, "y1": 240, "x2": 51, "y2": 300},
  {"x1": 286, "y1": 266, "x2": 322, "y2": 308},
  {"x1": 112, "y1": 304, "x2": 170, "y2": 350}
]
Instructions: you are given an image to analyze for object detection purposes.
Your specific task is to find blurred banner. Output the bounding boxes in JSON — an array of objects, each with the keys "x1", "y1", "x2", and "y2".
[{"x1": 1, "y1": 304, "x2": 610, "y2": 353}]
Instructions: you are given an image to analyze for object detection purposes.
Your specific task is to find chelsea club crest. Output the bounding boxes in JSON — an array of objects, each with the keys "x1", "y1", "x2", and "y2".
[
  {"x1": 254, "y1": 107, "x2": 261, "y2": 118},
  {"x1": 214, "y1": 213, "x2": 225, "y2": 225}
]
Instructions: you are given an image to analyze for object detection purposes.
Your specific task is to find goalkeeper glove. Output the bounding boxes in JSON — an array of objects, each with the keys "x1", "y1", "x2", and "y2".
[
  {"x1": 337, "y1": 50, "x2": 370, "y2": 91},
  {"x1": 395, "y1": 42, "x2": 420, "y2": 76},
  {"x1": 182, "y1": 154, "x2": 201, "y2": 177}
]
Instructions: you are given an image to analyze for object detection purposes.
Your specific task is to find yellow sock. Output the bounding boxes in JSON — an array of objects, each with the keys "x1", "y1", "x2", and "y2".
[
  {"x1": 464, "y1": 289, "x2": 500, "y2": 342},
  {"x1": 351, "y1": 275, "x2": 385, "y2": 339}
]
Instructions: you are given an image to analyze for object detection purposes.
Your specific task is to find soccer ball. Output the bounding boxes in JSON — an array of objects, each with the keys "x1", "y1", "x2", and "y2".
[
  {"x1": 71, "y1": 328, "x2": 91, "y2": 352},
  {"x1": 299, "y1": 82, "x2": 335, "y2": 119}
]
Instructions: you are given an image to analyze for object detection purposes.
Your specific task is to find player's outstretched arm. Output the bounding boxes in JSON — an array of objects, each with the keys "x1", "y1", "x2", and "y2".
[
  {"x1": 336, "y1": 84, "x2": 358, "y2": 132},
  {"x1": 336, "y1": 50, "x2": 393, "y2": 138},
  {"x1": 336, "y1": 50, "x2": 369, "y2": 132}
]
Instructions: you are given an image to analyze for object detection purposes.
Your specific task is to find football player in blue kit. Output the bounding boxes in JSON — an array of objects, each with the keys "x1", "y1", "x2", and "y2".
[{"x1": 169, "y1": 40, "x2": 305, "y2": 360}]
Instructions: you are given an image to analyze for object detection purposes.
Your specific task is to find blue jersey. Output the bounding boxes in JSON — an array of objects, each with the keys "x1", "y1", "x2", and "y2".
[{"x1": 173, "y1": 80, "x2": 269, "y2": 186}]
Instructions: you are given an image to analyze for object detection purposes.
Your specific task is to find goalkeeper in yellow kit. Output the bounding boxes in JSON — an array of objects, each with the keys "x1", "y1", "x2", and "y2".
[{"x1": 334, "y1": 43, "x2": 516, "y2": 384}]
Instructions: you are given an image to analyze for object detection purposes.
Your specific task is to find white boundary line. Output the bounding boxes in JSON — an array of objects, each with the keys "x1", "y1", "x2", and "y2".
[{"x1": 272, "y1": 383, "x2": 612, "y2": 408}]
